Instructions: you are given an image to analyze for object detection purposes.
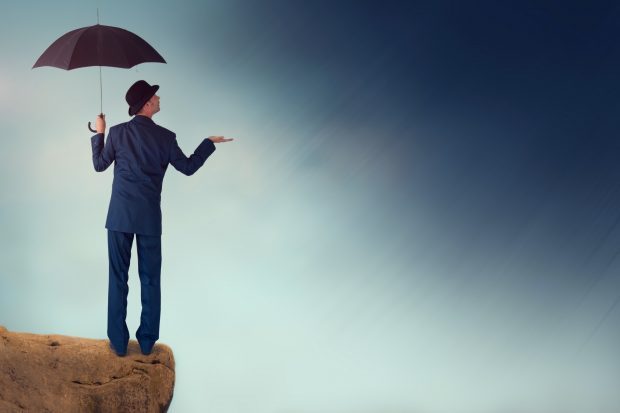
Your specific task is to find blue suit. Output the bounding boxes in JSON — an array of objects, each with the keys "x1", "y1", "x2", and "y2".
[{"x1": 91, "y1": 115, "x2": 215, "y2": 353}]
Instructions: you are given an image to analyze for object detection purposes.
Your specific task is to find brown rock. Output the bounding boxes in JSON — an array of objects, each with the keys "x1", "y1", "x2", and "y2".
[{"x1": 0, "y1": 326, "x2": 175, "y2": 412}]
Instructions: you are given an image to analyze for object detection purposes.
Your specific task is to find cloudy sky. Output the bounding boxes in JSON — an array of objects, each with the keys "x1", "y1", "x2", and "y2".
[{"x1": 1, "y1": 1, "x2": 620, "y2": 412}]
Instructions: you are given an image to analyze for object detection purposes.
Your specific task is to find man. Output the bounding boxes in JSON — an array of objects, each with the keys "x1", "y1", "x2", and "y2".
[{"x1": 91, "y1": 80, "x2": 233, "y2": 356}]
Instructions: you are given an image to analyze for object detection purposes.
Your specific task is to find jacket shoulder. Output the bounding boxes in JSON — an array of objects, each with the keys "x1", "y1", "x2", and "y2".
[
  {"x1": 109, "y1": 122, "x2": 130, "y2": 134},
  {"x1": 155, "y1": 124, "x2": 176, "y2": 140}
]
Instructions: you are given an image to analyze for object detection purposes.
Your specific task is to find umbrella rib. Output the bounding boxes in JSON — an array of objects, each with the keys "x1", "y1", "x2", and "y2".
[
  {"x1": 33, "y1": 27, "x2": 84, "y2": 69},
  {"x1": 67, "y1": 27, "x2": 95, "y2": 70},
  {"x1": 103, "y1": 26, "x2": 132, "y2": 68},
  {"x1": 117, "y1": 28, "x2": 135, "y2": 68}
]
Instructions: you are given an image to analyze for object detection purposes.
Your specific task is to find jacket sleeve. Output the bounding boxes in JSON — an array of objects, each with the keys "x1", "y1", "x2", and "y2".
[
  {"x1": 169, "y1": 137, "x2": 216, "y2": 176},
  {"x1": 91, "y1": 132, "x2": 115, "y2": 172}
]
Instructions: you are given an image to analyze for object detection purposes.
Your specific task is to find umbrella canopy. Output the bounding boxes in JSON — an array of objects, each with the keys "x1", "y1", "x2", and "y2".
[
  {"x1": 33, "y1": 24, "x2": 166, "y2": 70},
  {"x1": 33, "y1": 23, "x2": 166, "y2": 131}
]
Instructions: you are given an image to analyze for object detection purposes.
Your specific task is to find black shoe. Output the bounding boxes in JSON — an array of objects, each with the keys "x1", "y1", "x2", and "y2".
[
  {"x1": 139, "y1": 341, "x2": 155, "y2": 356},
  {"x1": 109, "y1": 341, "x2": 127, "y2": 357}
]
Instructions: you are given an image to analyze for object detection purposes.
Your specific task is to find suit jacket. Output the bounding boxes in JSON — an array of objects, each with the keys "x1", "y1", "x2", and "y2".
[{"x1": 91, "y1": 115, "x2": 216, "y2": 236}]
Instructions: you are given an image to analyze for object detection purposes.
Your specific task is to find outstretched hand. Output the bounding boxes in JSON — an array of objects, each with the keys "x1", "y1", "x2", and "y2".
[
  {"x1": 208, "y1": 136, "x2": 234, "y2": 143},
  {"x1": 96, "y1": 113, "x2": 106, "y2": 134}
]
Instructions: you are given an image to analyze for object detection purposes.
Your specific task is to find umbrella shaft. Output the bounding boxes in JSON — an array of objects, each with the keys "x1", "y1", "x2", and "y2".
[
  {"x1": 99, "y1": 65, "x2": 103, "y2": 114},
  {"x1": 98, "y1": 8, "x2": 102, "y2": 114}
]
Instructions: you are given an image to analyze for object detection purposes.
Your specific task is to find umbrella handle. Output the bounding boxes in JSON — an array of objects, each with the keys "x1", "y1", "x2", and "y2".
[{"x1": 88, "y1": 122, "x2": 97, "y2": 133}]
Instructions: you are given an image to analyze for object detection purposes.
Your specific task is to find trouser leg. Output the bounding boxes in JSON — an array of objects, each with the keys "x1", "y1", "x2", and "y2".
[
  {"x1": 135, "y1": 233, "x2": 162, "y2": 351},
  {"x1": 107, "y1": 230, "x2": 134, "y2": 352}
]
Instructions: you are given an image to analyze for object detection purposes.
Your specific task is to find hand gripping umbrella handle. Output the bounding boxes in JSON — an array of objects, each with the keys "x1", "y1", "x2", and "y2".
[{"x1": 88, "y1": 122, "x2": 97, "y2": 133}]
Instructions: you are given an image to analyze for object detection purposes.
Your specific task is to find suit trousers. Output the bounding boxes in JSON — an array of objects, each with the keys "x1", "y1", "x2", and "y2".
[{"x1": 107, "y1": 230, "x2": 161, "y2": 353}]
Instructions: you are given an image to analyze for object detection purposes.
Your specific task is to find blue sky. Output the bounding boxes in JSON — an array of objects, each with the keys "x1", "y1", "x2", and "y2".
[{"x1": 1, "y1": 1, "x2": 620, "y2": 412}]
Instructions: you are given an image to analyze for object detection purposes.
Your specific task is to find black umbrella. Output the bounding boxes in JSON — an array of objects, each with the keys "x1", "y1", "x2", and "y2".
[{"x1": 33, "y1": 19, "x2": 166, "y2": 132}]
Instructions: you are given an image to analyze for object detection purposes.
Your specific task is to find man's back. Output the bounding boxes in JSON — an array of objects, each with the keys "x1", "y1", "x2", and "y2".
[{"x1": 91, "y1": 115, "x2": 215, "y2": 236}]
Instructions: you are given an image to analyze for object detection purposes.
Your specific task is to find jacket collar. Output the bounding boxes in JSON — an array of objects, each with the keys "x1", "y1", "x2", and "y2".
[{"x1": 131, "y1": 115, "x2": 155, "y2": 125}]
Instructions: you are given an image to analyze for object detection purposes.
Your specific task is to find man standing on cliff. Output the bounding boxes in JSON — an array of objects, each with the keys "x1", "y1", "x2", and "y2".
[{"x1": 91, "y1": 80, "x2": 233, "y2": 356}]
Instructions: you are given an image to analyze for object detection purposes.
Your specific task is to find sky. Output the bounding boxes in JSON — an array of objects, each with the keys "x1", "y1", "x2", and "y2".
[{"x1": 1, "y1": 0, "x2": 620, "y2": 412}]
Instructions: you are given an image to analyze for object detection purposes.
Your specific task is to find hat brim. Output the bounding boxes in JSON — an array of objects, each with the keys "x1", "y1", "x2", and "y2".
[{"x1": 128, "y1": 85, "x2": 159, "y2": 116}]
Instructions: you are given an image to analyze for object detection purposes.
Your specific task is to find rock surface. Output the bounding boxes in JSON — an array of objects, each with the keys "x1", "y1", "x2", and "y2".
[{"x1": 0, "y1": 325, "x2": 175, "y2": 412}]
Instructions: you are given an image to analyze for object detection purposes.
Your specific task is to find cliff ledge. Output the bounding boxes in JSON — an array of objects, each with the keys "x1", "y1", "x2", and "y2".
[{"x1": 0, "y1": 325, "x2": 175, "y2": 412}]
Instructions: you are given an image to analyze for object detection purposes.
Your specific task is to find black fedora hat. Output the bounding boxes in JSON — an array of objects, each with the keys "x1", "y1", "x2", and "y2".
[{"x1": 126, "y1": 80, "x2": 159, "y2": 116}]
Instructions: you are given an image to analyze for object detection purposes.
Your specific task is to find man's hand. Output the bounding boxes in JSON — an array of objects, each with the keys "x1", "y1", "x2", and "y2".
[
  {"x1": 96, "y1": 113, "x2": 106, "y2": 134},
  {"x1": 208, "y1": 136, "x2": 234, "y2": 143}
]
